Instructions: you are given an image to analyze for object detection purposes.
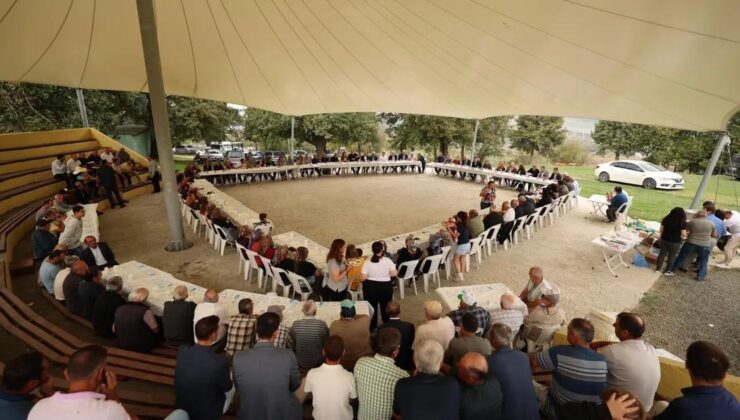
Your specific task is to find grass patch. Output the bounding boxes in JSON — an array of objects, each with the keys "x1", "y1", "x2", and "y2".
[{"x1": 564, "y1": 166, "x2": 739, "y2": 221}]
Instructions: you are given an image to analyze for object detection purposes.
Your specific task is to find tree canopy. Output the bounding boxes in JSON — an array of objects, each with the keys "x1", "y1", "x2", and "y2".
[{"x1": 508, "y1": 115, "x2": 565, "y2": 160}]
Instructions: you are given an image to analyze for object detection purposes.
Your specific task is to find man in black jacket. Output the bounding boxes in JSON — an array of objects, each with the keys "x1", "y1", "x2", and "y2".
[
  {"x1": 97, "y1": 160, "x2": 126, "y2": 209},
  {"x1": 163, "y1": 285, "x2": 197, "y2": 347},
  {"x1": 80, "y1": 235, "x2": 118, "y2": 269},
  {"x1": 63, "y1": 260, "x2": 88, "y2": 315},
  {"x1": 91, "y1": 275, "x2": 126, "y2": 338},
  {"x1": 78, "y1": 268, "x2": 104, "y2": 320},
  {"x1": 483, "y1": 205, "x2": 504, "y2": 230},
  {"x1": 377, "y1": 301, "x2": 415, "y2": 371}
]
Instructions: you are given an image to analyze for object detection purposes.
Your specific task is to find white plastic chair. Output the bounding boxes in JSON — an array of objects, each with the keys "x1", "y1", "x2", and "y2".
[
  {"x1": 189, "y1": 209, "x2": 201, "y2": 235},
  {"x1": 269, "y1": 266, "x2": 292, "y2": 297},
  {"x1": 439, "y1": 246, "x2": 453, "y2": 280},
  {"x1": 465, "y1": 236, "x2": 484, "y2": 271},
  {"x1": 483, "y1": 225, "x2": 500, "y2": 255},
  {"x1": 396, "y1": 259, "x2": 420, "y2": 299},
  {"x1": 212, "y1": 225, "x2": 229, "y2": 256},
  {"x1": 511, "y1": 217, "x2": 526, "y2": 245},
  {"x1": 235, "y1": 243, "x2": 250, "y2": 279},
  {"x1": 244, "y1": 249, "x2": 263, "y2": 288},
  {"x1": 287, "y1": 272, "x2": 313, "y2": 301},
  {"x1": 197, "y1": 213, "x2": 211, "y2": 242},
  {"x1": 534, "y1": 206, "x2": 549, "y2": 232},
  {"x1": 259, "y1": 256, "x2": 276, "y2": 292},
  {"x1": 419, "y1": 254, "x2": 443, "y2": 293},
  {"x1": 522, "y1": 213, "x2": 538, "y2": 240}
]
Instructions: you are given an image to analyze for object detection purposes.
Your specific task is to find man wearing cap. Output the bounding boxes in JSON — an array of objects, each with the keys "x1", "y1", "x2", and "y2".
[
  {"x1": 38, "y1": 250, "x2": 64, "y2": 295},
  {"x1": 31, "y1": 218, "x2": 58, "y2": 261},
  {"x1": 447, "y1": 291, "x2": 492, "y2": 337},
  {"x1": 80, "y1": 235, "x2": 118, "y2": 269},
  {"x1": 394, "y1": 235, "x2": 424, "y2": 268},
  {"x1": 258, "y1": 305, "x2": 294, "y2": 350},
  {"x1": 518, "y1": 266, "x2": 559, "y2": 309},
  {"x1": 57, "y1": 205, "x2": 85, "y2": 255},
  {"x1": 329, "y1": 300, "x2": 371, "y2": 372}
]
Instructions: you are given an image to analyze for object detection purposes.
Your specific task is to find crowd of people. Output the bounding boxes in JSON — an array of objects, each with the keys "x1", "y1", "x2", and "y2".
[{"x1": 653, "y1": 200, "x2": 739, "y2": 280}]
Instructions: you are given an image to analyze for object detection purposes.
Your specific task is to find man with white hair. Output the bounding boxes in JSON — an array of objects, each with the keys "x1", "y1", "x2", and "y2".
[
  {"x1": 413, "y1": 301, "x2": 455, "y2": 351},
  {"x1": 392, "y1": 340, "x2": 460, "y2": 419},
  {"x1": 490, "y1": 292, "x2": 526, "y2": 335},
  {"x1": 518, "y1": 266, "x2": 559, "y2": 309},
  {"x1": 291, "y1": 299, "x2": 329, "y2": 369},
  {"x1": 91, "y1": 275, "x2": 126, "y2": 338},
  {"x1": 53, "y1": 254, "x2": 79, "y2": 302},
  {"x1": 194, "y1": 288, "x2": 230, "y2": 348},
  {"x1": 163, "y1": 285, "x2": 197, "y2": 347},
  {"x1": 113, "y1": 287, "x2": 160, "y2": 353}
]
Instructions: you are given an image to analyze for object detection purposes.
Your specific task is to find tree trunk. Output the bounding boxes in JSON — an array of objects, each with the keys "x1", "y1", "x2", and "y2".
[
  {"x1": 357, "y1": 140, "x2": 361, "y2": 153},
  {"x1": 461, "y1": 144, "x2": 465, "y2": 161},
  {"x1": 615, "y1": 152, "x2": 621, "y2": 160},
  {"x1": 440, "y1": 140, "x2": 448, "y2": 156}
]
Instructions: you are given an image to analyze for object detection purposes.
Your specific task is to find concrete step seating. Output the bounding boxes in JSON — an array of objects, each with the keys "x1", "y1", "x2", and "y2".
[{"x1": 0, "y1": 287, "x2": 176, "y2": 385}]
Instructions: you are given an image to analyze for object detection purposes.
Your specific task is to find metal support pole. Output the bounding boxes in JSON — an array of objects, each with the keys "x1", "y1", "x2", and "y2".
[
  {"x1": 75, "y1": 88, "x2": 89, "y2": 127},
  {"x1": 690, "y1": 133, "x2": 730, "y2": 209},
  {"x1": 290, "y1": 116, "x2": 295, "y2": 163},
  {"x1": 470, "y1": 119, "x2": 480, "y2": 165},
  {"x1": 136, "y1": 0, "x2": 192, "y2": 251}
]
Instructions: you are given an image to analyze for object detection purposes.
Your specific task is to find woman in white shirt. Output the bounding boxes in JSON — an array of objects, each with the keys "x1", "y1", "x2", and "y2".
[
  {"x1": 361, "y1": 241, "x2": 398, "y2": 331},
  {"x1": 324, "y1": 239, "x2": 349, "y2": 301}
]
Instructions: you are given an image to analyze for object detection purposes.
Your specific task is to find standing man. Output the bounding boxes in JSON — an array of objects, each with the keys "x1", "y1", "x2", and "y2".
[
  {"x1": 670, "y1": 210, "x2": 717, "y2": 282},
  {"x1": 57, "y1": 206, "x2": 85, "y2": 255},
  {"x1": 148, "y1": 155, "x2": 161, "y2": 193},
  {"x1": 377, "y1": 301, "x2": 415, "y2": 371},
  {"x1": 291, "y1": 300, "x2": 329, "y2": 369},
  {"x1": 97, "y1": 160, "x2": 126, "y2": 209},
  {"x1": 479, "y1": 181, "x2": 496, "y2": 210},
  {"x1": 163, "y1": 285, "x2": 197, "y2": 348},
  {"x1": 233, "y1": 312, "x2": 302, "y2": 420},
  {"x1": 717, "y1": 209, "x2": 740, "y2": 268},
  {"x1": 176, "y1": 316, "x2": 234, "y2": 420},
  {"x1": 225, "y1": 298, "x2": 258, "y2": 355},
  {"x1": 304, "y1": 336, "x2": 357, "y2": 420}
]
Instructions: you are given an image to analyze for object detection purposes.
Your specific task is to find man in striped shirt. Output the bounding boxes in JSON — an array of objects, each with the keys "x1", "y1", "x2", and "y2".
[
  {"x1": 530, "y1": 318, "x2": 607, "y2": 419},
  {"x1": 291, "y1": 300, "x2": 329, "y2": 369}
]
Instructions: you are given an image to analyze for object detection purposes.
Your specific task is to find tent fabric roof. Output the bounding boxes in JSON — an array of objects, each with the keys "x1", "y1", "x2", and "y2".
[{"x1": 1, "y1": 0, "x2": 738, "y2": 131}]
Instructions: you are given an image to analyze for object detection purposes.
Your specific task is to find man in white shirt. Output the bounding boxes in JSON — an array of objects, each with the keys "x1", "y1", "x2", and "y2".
[
  {"x1": 28, "y1": 345, "x2": 133, "y2": 420},
  {"x1": 518, "y1": 266, "x2": 558, "y2": 309},
  {"x1": 54, "y1": 255, "x2": 79, "y2": 302},
  {"x1": 413, "y1": 300, "x2": 455, "y2": 351},
  {"x1": 66, "y1": 153, "x2": 81, "y2": 175},
  {"x1": 100, "y1": 147, "x2": 115, "y2": 163},
  {"x1": 304, "y1": 335, "x2": 357, "y2": 420},
  {"x1": 717, "y1": 209, "x2": 740, "y2": 267},
  {"x1": 51, "y1": 154, "x2": 68, "y2": 183},
  {"x1": 591, "y1": 312, "x2": 661, "y2": 412},
  {"x1": 58, "y1": 205, "x2": 85, "y2": 255},
  {"x1": 194, "y1": 288, "x2": 230, "y2": 347}
]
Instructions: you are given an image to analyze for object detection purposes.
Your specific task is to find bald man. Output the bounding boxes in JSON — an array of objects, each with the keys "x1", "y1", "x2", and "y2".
[
  {"x1": 591, "y1": 312, "x2": 661, "y2": 412},
  {"x1": 457, "y1": 352, "x2": 503, "y2": 420},
  {"x1": 62, "y1": 260, "x2": 89, "y2": 314},
  {"x1": 194, "y1": 288, "x2": 230, "y2": 346}
]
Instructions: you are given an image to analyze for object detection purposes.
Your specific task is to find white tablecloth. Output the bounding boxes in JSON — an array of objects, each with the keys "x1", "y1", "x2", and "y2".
[
  {"x1": 66, "y1": 203, "x2": 100, "y2": 241},
  {"x1": 197, "y1": 161, "x2": 422, "y2": 179},
  {"x1": 105, "y1": 261, "x2": 370, "y2": 326},
  {"x1": 427, "y1": 163, "x2": 550, "y2": 186},
  {"x1": 435, "y1": 283, "x2": 526, "y2": 314}
]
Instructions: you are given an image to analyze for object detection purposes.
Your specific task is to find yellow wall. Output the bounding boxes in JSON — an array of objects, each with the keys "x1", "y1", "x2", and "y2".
[{"x1": 0, "y1": 128, "x2": 94, "y2": 150}]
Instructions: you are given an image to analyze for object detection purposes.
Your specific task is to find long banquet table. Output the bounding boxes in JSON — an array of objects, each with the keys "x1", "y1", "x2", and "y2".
[
  {"x1": 436, "y1": 283, "x2": 528, "y2": 316},
  {"x1": 197, "y1": 160, "x2": 422, "y2": 182},
  {"x1": 105, "y1": 261, "x2": 371, "y2": 326},
  {"x1": 427, "y1": 162, "x2": 551, "y2": 186}
]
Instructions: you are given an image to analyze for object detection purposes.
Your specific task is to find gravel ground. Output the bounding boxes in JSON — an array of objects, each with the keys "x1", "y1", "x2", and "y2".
[{"x1": 635, "y1": 267, "x2": 740, "y2": 375}]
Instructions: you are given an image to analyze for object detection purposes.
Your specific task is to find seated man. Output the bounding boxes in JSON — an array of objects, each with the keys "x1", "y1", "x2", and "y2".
[
  {"x1": 114, "y1": 288, "x2": 160, "y2": 353},
  {"x1": 31, "y1": 218, "x2": 58, "y2": 261},
  {"x1": 53, "y1": 255, "x2": 79, "y2": 303},
  {"x1": 377, "y1": 301, "x2": 415, "y2": 371},
  {"x1": 80, "y1": 235, "x2": 118, "y2": 269},
  {"x1": 163, "y1": 285, "x2": 197, "y2": 348},
  {"x1": 329, "y1": 300, "x2": 371, "y2": 371},
  {"x1": 606, "y1": 186, "x2": 629, "y2": 222},
  {"x1": 518, "y1": 292, "x2": 566, "y2": 351},
  {"x1": 483, "y1": 204, "x2": 503, "y2": 230},
  {"x1": 395, "y1": 235, "x2": 425, "y2": 268},
  {"x1": 445, "y1": 313, "x2": 492, "y2": 368},
  {"x1": 654, "y1": 341, "x2": 740, "y2": 419},
  {"x1": 531, "y1": 318, "x2": 607, "y2": 419},
  {"x1": 467, "y1": 209, "x2": 485, "y2": 238},
  {"x1": 355, "y1": 328, "x2": 409, "y2": 420},
  {"x1": 457, "y1": 352, "x2": 503, "y2": 420},
  {"x1": 258, "y1": 305, "x2": 293, "y2": 350},
  {"x1": 0, "y1": 351, "x2": 53, "y2": 420},
  {"x1": 518, "y1": 266, "x2": 559, "y2": 309},
  {"x1": 393, "y1": 340, "x2": 459, "y2": 419},
  {"x1": 62, "y1": 260, "x2": 89, "y2": 315},
  {"x1": 91, "y1": 276, "x2": 126, "y2": 338},
  {"x1": 290, "y1": 300, "x2": 328, "y2": 369},
  {"x1": 77, "y1": 268, "x2": 104, "y2": 320},
  {"x1": 194, "y1": 288, "x2": 229, "y2": 348},
  {"x1": 304, "y1": 336, "x2": 357, "y2": 420},
  {"x1": 233, "y1": 312, "x2": 302, "y2": 419},
  {"x1": 38, "y1": 250, "x2": 64, "y2": 295},
  {"x1": 518, "y1": 193, "x2": 536, "y2": 216},
  {"x1": 414, "y1": 300, "x2": 455, "y2": 351},
  {"x1": 447, "y1": 291, "x2": 491, "y2": 337},
  {"x1": 590, "y1": 312, "x2": 660, "y2": 413},
  {"x1": 225, "y1": 298, "x2": 258, "y2": 355},
  {"x1": 490, "y1": 292, "x2": 526, "y2": 336}
]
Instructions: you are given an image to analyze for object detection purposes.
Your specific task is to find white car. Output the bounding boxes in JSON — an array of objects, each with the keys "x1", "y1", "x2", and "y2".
[
  {"x1": 595, "y1": 160, "x2": 684, "y2": 189},
  {"x1": 196, "y1": 149, "x2": 224, "y2": 160}
]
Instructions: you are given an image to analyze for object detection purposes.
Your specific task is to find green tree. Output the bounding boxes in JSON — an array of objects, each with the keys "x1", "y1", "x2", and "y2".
[
  {"x1": 243, "y1": 108, "x2": 292, "y2": 150},
  {"x1": 509, "y1": 115, "x2": 565, "y2": 161},
  {"x1": 167, "y1": 96, "x2": 240, "y2": 144}
]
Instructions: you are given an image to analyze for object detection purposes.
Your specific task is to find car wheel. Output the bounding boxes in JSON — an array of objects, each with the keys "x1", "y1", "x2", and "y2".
[
  {"x1": 643, "y1": 178, "x2": 657, "y2": 189},
  {"x1": 598, "y1": 172, "x2": 610, "y2": 182}
]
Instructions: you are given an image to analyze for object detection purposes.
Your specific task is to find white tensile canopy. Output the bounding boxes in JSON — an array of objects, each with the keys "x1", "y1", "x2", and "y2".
[{"x1": 1, "y1": 0, "x2": 738, "y2": 131}]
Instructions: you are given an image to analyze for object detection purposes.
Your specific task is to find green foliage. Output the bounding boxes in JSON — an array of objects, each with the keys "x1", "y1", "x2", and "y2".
[
  {"x1": 509, "y1": 115, "x2": 565, "y2": 160},
  {"x1": 549, "y1": 141, "x2": 589, "y2": 165},
  {"x1": 167, "y1": 96, "x2": 240, "y2": 144},
  {"x1": 244, "y1": 108, "x2": 292, "y2": 150},
  {"x1": 592, "y1": 120, "x2": 644, "y2": 160}
]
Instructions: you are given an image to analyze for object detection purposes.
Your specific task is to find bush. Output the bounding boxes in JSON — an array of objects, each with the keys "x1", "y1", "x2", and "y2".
[{"x1": 549, "y1": 142, "x2": 589, "y2": 165}]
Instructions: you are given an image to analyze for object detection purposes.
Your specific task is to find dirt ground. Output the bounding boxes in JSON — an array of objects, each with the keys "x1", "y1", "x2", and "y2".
[{"x1": 87, "y1": 173, "x2": 663, "y2": 326}]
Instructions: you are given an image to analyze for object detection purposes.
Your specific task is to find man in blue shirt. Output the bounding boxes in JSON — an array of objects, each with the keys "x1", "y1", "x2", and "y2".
[
  {"x1": 38, "y1": 250, "x2": 64, "y2": 295},
  {"x1": 606, "y1": 186, "x2": 629, "y2": 222},
  {"x1": 655, "y1": 341, "x2": 740, "y2": 419},
  {"x1": 703, "y1": 201, "x2": 727, "y2": 239},
  {"x1": 531, "y1": 318, "x2": 608, "y2": 419},
  {"x1": 0, "y1": 351, "x2": 52, "y2": 420},
  {"x1": 487, "y1": 323, "x2": 540, "y2": 420}
]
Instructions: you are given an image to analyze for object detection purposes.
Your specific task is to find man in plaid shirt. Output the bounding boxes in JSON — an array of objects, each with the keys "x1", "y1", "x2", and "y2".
[
  {"x1": 447, "y1": 291, "x2": 491, "y2": 337},
  {"x1": 354, "y1": 328, "x2": 409, "y2": 420},
  {"x1": 490, "y1": 292, "x2": 527, "y2": 335},
  {"x1": 251, "y1": 305, "x2": 294, "y2": 350},
  {"x1": 225, "y1": 298, "x2": 258, "y2": 355}
]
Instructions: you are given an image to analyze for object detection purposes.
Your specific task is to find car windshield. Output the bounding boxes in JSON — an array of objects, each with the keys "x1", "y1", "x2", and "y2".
[{"x1": 638, "y1": 162, "x2": 665, "y2": 172}]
